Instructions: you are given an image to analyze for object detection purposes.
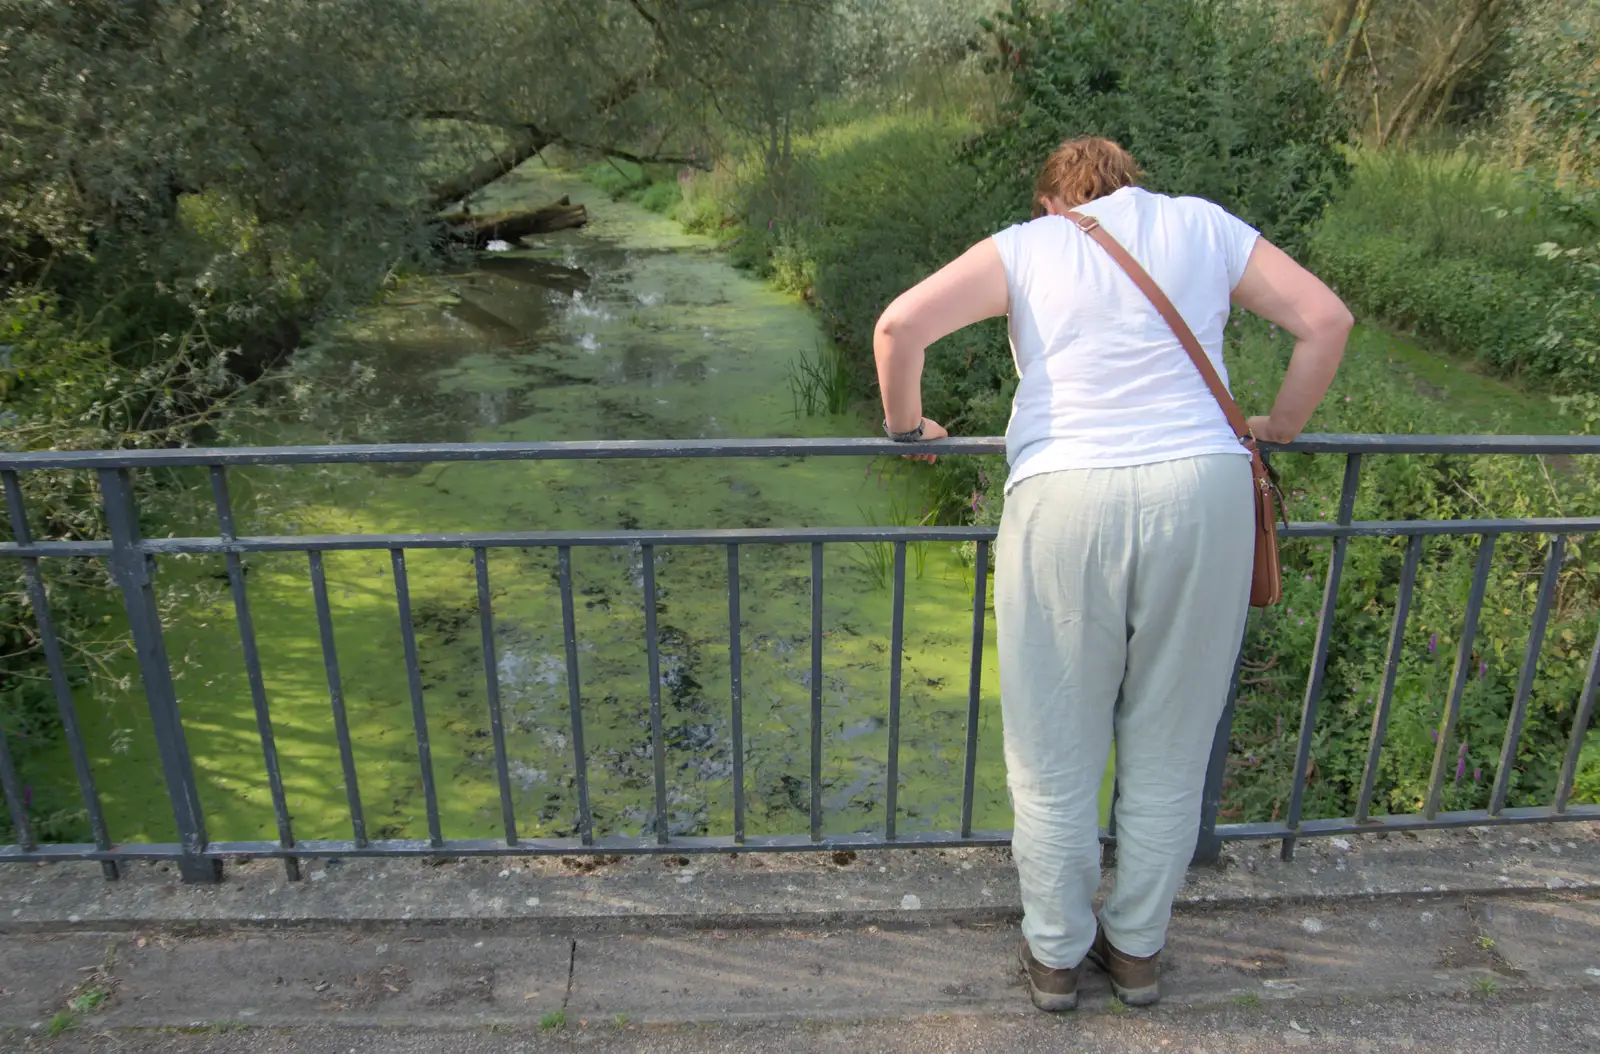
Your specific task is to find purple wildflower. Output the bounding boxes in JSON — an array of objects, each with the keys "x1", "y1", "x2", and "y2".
[
  {"x1": 1473, "y1": 768, "x2": 1482, "y2": 784},
  {"x1": 22, "y1": 785, "x2": 31, "y2": 809},
  {"x1": 1429, "y1": 633, "x2": 1438, "y2": 654},
  {"x1": 1455, "y1": 744, "x2": 1467, "y2": 783},
  {"x1": 1479, "y1": 661, "x2": 1487, "y2": 678},
  {"x1": 1431, "y1": 728, "x2": 1439, "y2": 743}
]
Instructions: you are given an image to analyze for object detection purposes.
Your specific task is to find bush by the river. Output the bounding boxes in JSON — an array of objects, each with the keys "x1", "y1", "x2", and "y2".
[{"x1": 969, "y1": 0, "x2": 1352, "y2": 257}]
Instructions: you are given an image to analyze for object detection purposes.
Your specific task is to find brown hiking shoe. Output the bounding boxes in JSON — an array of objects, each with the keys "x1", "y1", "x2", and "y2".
[
  {"x1": 1086, "y1": 925, "x2": 1161, "y2": 1006},
  {"x1": 1018, "y1": 940, "x2": 1080, "y2": 1012}
]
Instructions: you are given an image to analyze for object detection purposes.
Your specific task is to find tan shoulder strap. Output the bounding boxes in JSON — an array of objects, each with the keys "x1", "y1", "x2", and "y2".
[{"x1": 1064, "y1": 210, "x2": 1251, "y2": 443}]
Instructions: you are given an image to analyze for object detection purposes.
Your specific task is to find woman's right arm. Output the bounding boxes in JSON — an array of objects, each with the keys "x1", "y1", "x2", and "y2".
[{"x1": 1230, "y1": 239, "x2": 1353, "y2": 444}]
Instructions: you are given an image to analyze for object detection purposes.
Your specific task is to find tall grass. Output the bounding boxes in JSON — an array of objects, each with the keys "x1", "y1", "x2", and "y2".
[
  {"x1": 1310, "y1": 150, "x2": 1599, "y2": 387},
  {"x1": 1316, "y1": 151, "x2": 1565, "y2": 270},
  {"x1": 850, "y1": 470, "x2": 939, "y2": 590},
  {"x1": 786, "y1": 341, "x2": 853, "y2": 417}
]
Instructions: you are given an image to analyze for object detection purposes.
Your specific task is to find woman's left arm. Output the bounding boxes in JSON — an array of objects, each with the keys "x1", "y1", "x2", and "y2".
[{"x1": 874, "y1": 239, "x2": 1010, "y2": 458}]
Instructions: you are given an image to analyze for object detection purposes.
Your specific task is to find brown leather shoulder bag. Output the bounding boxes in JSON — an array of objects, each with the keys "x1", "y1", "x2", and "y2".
[{"x1": 1065, "y1": 210, "x2": 1284, "y2": 607}]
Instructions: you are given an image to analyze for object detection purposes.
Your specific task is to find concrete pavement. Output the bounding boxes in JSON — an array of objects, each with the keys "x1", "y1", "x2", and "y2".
[{"x1": 2, "y1": 823, "x2": 1597, "y2": 1050}]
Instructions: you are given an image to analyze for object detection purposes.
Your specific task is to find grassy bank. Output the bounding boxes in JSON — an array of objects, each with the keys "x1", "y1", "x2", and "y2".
[{"x1": 1310, "y1": 151, "x2": 1600, "y2": 400}]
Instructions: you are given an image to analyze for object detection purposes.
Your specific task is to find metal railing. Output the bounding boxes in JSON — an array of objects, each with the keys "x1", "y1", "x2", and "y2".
[{"x1": 1, "y1": 435, "x2": 1597, "y2": 883}]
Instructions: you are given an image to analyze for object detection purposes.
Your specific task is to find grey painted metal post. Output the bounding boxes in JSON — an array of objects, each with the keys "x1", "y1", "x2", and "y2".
[{"x1": 99, "y1": 468, "x2": 220, "y2": 883}]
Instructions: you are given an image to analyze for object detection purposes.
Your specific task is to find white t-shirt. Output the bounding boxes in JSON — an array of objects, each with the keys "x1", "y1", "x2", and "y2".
[{"x1": 990, "y1": 186, "x2": 1260, "y2": 492}]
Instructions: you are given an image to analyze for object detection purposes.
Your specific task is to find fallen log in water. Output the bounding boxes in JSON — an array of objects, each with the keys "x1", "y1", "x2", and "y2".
[{"x1": 441, "y1": 196, "x2": 588, "y2": 248}]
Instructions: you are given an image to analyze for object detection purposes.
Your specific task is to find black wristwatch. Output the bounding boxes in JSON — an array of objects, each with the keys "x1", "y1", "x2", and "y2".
[{"x1": 884, "y1": 418, "x2": 926, "y2": 442}]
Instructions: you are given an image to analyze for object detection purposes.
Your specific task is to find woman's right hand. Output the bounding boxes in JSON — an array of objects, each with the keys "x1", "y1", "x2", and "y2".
[{"x1": 903, "y1": 418, "x2": 948, "y2": 463}]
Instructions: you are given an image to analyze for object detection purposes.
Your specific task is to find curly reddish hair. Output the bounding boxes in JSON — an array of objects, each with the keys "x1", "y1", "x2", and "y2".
[{"x1": 1032, "y1": 138, "x2": 1144, "y2": 217}]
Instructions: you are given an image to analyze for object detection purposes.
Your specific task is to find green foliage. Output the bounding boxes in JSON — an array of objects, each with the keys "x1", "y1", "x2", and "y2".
[
  {"x1": 1, "y1": 0, "x2": 441, "y2": 313},
  {"x1": 1502, "y1": 0, "x2": 1600, "y2": 187},
  {"x1": 580, "y1": 160, "x2": 689, "y2": 216},
  {"x1": 711, "y1": 115, "x2": 1010, "y2": 445},
  {"x1": 69, "y1": 988, "x2": 110, "y2": 1014},
  {"x1": 1574, "y1": 735, "x2": 1600, "y2": 803},
  {"x1": 971, "y1": 0, "x2": 1354, "y2": 254},
  {"x1": 1218, "y1": 318, "x2": 1600, "y2": 823},
  {"x1": 539, "y1": 1009, "x2": 566, "y2": 1030},
  {"x1": 0, "y1": 291, "x2": 246, "y2": 846},
  {"x1": 827, "y1": 0, "x2": 995, "y2": 110},
  {"x1": 1311, "y1": 151, "x2": 1600, "y2": 389}
]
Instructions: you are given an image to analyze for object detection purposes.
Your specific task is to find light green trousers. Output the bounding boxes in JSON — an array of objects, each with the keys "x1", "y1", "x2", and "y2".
[{"x1": 996, "y1": 454, "x2": 1253, "y2": 967}]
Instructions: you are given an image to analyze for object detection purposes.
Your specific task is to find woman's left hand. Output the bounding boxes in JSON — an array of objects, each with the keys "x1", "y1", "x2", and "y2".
[{"x1": 904, "y1": 418, "x2": 948, "y2": 463}]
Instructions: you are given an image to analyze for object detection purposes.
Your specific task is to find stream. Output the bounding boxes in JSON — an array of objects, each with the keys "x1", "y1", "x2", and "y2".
[{"x1": 41, "y1": 165, "x2": 1110, "y2": 847}]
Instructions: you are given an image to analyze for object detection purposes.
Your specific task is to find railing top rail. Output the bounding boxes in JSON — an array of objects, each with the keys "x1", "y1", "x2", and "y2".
[{"x1": 0, "y1": 433, "x2": 1597, "y2": 470}]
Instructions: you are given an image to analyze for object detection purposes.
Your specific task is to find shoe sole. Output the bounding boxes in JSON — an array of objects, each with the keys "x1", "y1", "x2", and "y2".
[
  {"x1": 1028, "y1": 986, "x2": 1079, "y2": 1012},
  {"x1": 1085, "y1": 946, "x2": 1161, "y2": 1006},
  {"x1": 1019, "y1": 943, "x2": 1079, "y2": 1013}
]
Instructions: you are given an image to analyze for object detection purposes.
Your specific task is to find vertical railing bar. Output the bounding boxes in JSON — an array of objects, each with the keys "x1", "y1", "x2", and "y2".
[
  {"x1": 209, "y1": 467, "x2": 298, "y2": 882},
  {"x1": 1356, "y1": 535, "x2": 1423, "y2": 823},
  {"x1": 98, "y1": 467, "x2": 217, "y2": 883},
  {"x1": 959, "y1": 540, "x2": 989, "y2": 838},
  {"x1": 2, "y1": 470, "x2": 114, "y2": 876},
  {"x1": 309, "y1": 550, "x2": 366, "y2": 847},
  {"x1": 1491, "y1": 535, "x2": 1564, "y2": 816},
  {"x1": 473, "y1": 548, "x2": 518, "y2": 846},
  {"x1": 1554, "y1": 613, "x2": 1600, "y2": 814},
  {"x1": 1101, "y1": 777, "x2": 1120, "y2": 868},
  {"x1": 885, "y1": 542, "x2": 906, "y2": 842},
  {"x1": 391, "y1": 549, "x2": 443, "y2": 848},
  {"x1": 0, "y1": 721, "x2": 32, "y2": 851},
  {"x1": 1282, "y1": 453, "x2": 1362, "y2": 861},
  {"x1": 1425, "y1": 534, "x2": 1498, "y2": 819},
  {"x1": 726, "y1": 545, "x2": 745, "y2": 844},
  {"x1": 558, "y1": 547, "x2": 593, "y2": 844},
  {"x1": 1193, "y1": 629, "x2": 1248, "y2": 865},
  {"x1": 642, "y1": 543, "x2": 669, "y2": 845},
  {"x1": 810, "y1": 542, "x2": 824, "y2": 842}
]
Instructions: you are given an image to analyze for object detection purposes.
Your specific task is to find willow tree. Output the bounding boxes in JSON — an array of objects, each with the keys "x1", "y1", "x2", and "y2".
[{"x1": 1, "y1": 0, "x2": 841, "y2": 353}]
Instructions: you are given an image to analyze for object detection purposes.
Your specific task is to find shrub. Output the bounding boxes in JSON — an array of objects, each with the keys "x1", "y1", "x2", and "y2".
[{"x1": 970, "y1": 0, "x2": 1353, "y2": 255}]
